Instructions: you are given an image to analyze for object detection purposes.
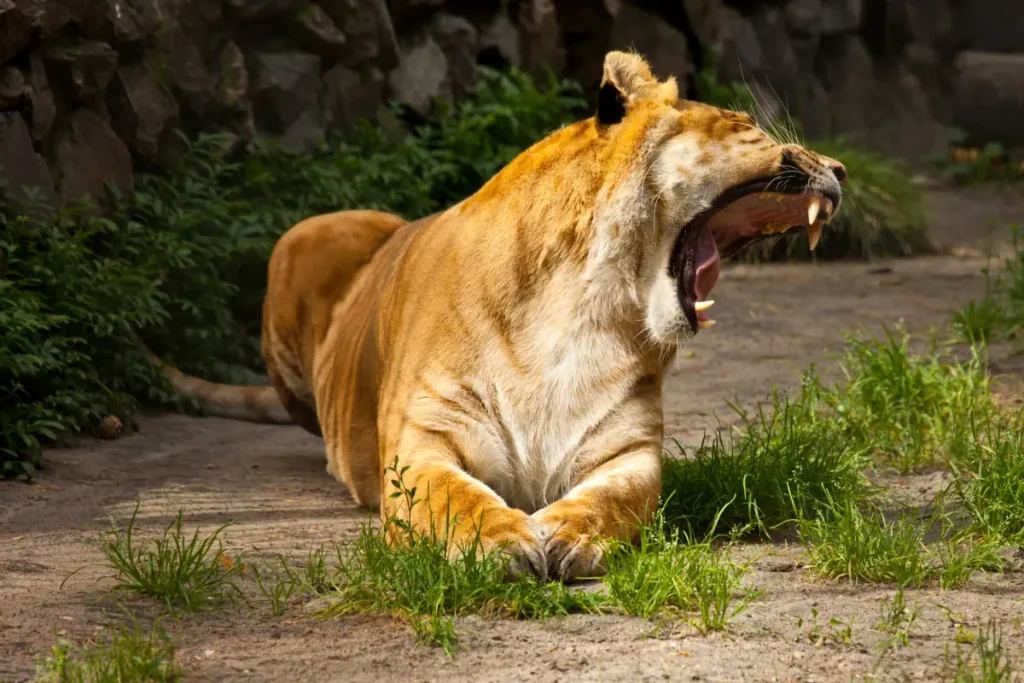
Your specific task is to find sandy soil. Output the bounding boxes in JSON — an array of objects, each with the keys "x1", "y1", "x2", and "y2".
[{"x1": 2, "y1": 186, "x2": 1023, "y2": 682}]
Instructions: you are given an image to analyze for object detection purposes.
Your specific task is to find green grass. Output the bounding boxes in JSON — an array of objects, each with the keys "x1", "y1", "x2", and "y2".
[
  {"x1": 661, "y1": 373, "x2": 872, "y2": 537},
  {"x1": 602, "y1": 513, "x2": 757, "y2": 631},
  {"x1": 37, "y1": 621, "x2": 180, "y2": 683},
  {"x1": 951, "y1": 412, "x2": 1024, "y2": 545},
  {"x1": 95, "y1": 504, "x2": 242, "y2": 612},
  {"x1": 954, "y1": 225, "x2": 1024, "y2": 346},
  {"x1": 945, "y1": 620, "x2": 1017, "y2": 682},
  {"x1": 797, "y1": 497, "x2": 934, "y2": 586},
  {"x1": 829, "y1": 329, "x2": 995, "y2": 473}
]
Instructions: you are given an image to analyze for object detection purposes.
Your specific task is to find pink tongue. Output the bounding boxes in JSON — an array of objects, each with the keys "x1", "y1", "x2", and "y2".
[{"x1": 694, "y1": 228, "x2": 720, "y2": 301}]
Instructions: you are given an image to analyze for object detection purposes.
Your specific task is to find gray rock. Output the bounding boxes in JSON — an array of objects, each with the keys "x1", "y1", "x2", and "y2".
[
  {"x1": 0, "y1": 0, "x2": 32, "y2": 64},
  {"x1": 611, "y1": 2, "x2": 691, "y2": 84},
  {"x1": 0, "y1": 66, "x2": 25, "y2": 109},
  {"x1": 430, "y1": 14, "x2": 478, "y2": 99},
  {"x1": 751, "y1": 7, "x2": 801, "y2": 100},
  {"x1": 819, "y1": 35, "x2": 944, "y2": 158},
  {"x1": 163, "y1": 23, "x2": 217, "y2": 122},
  {"x1": 43, "y1": 40, "x2": 119, "y2": 102},
  {"x1": 888, "y1": 0, "x2": 953, "y2": 47},
  {"x1": 251, "y1": 52, "x2": 324, "y2": 150},
  {"x1": 683, "y1": 0, "x2": 725, "y2": 47},
  {"x1": 716, "y1": 7, "x2": 766, "y2": 84},
  {"x1": 321, "y1": 0, "x2": 399, "y2": 69},
  {"x1": 517, "y1": 0, "x2": 565, "y2": 77},
  {"x1": 24, "y1": 54, "x2": 55, "y2": 142},
  {"x1": 218, "y1": 42, "x2": 249, "y2": 110},
  {"x1": 480, "y1": 12, "x2": 521, "y2": 68},
  {"x1": 954, "y1": 0, "x2": 1024, "y2": 54},
  {"x1": 107, "y1": 64, "x2": 179, "y2": 167},
  {"x1": 388, "y1": 35, "x2": 448, "y2": 115},
  {"x1": 80, "y1": 0, "x2": 160, "y2": 43},
  {"x1": 784, "y1": 0, "x2": 822, "y2": 36},
  {"x1": 820, "y1": 0, "x2": 861, "y2": 34},
  {"x1": 952, "y1": 51, "x2": 1024, "y2": 146},
  {"x1": 223, "y1": 0, "x2": 301, "y2": 21},
  {"x1": 0, "y1": 111, "x2": 56, "y2": 215},
  {"x1": 322, "y1": 64, "x2": 384, "y2": 128},
  {"x1": 551, "y1": 0, "x2": 615, "y2": 95},
  {"x1": 297, "y1": 4, "x2": 347, "y2": 62},
  {"x1": 52, "y1": 108, "x2": 134, "y2": 206},
  {"x1": 388, "y1": 0, "x2": 445, "y2": 24}
]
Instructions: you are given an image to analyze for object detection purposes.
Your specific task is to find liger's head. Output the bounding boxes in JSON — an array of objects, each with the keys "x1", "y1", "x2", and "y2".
[{"x1": 592, "y1": 52, "x2": 846, "y2": 344}]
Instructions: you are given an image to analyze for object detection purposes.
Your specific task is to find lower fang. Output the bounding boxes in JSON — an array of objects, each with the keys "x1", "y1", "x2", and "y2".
[
  {"x1": 808, "y1": 222, "x2": 822, "y2": 251},
  {"x1": 698, "y1": 319, "x2": 716, "y2": 329}
]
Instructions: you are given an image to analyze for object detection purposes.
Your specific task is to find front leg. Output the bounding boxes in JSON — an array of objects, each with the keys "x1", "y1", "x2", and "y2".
[
  {"x1": 382, "y1": 430, "x2": 547, "y2": 581},
  {"x1": 532, "y1": 445, "x2": 661, "y2": 581}
]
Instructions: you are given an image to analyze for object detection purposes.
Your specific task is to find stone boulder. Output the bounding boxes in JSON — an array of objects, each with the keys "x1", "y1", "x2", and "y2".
[
  {"x1": 0, "y1": 0, "x2": 32, "y2": 64},
  {"x1": 955, "y1": 0, "x2": 1024, "y2": 54},
  {"x1": 250, "y1": 52, "x2": 324, "y2": 150},
  {"x1": 715, "y1": 7, "x2": 766, "y2": 84},
  {"x1": 610, "y1": 3, "x2": 691, "y2": 85},
  {"x1": 0, "y1": 66, "x2": 25, "y2": 110},
  {"x1": 107, "y1": 64, "x2": 180, "y2": 167},
  {"x1": 684, "y1": 0, "x2": 725, "y2": 48},
  {"x1": 951, "y1": 52, "x2": 1024, "y2": 146},
  {"x1": 388, "y1": 35, "x2": 448, "y2": 115},
  {"x1": 80, "y1": 0, "x2": 160, "y2": 44},
  {"x1": 218, "y1": 42, "x2": 256, "y2": 140},
  {"x1": 322, "y1": 64, "x2": 384, "y2": 128},
  {"x1": 296, "y1": 4, "x2": 347, "y2": 62},
  {"x1": 321, "y1": 0, "x2": 399, "y2": 69},
  {"x1": 430, "y1": 14, "x2": 478, "y2": 99},
  {"x1": 388, "y1": 0, "x2": 445, "y2": 25},
  {"x1": 52, "y1": 108, "x2": 134, "y2": 206},
  {"x1": 552, "y1": 0, "x2": 615, "y2": 96},
  {"x1": 24, "y1": 54, "x2": 55, "y2": 142},
  {"x1": 223, "y1": 0, "x2": 302, "y2": 21},
  {"x1": 479, "y1": 11, "x2": 521, "y2": 69},
  {"x1": 0, "y1": 111, "x2": 56, "y2": 214},
  {"x1": 820, "y1": 0, "x2": 861, "y2": 34},
  {"x1": 42, "y1": 40, "x2": 119, "y2": 102},
  {"x1": 818, "y1": 35, "x2": 944, "y2": 158},
  {"x1": 518, "y1": 0, "x2": 565, "y2": 77}
]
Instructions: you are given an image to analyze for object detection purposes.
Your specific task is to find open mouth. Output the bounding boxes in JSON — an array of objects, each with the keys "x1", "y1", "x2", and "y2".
[{"x1": 669, "y1": 178, "x2": 841, "y2": 332}]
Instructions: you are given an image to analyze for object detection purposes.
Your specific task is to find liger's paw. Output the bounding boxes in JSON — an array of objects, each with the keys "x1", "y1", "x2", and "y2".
[
  {"x1": 531, "y1": 509, "x2": 607, "y2": 582},
  {"x1": 455, "y1": 507, "x2": 548, "y2": 583}
]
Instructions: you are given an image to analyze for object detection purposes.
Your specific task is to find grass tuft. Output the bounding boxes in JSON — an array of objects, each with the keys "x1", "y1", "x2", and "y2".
[
  {"x1": 797, "y1": 497, "x2": 933, "y2": 587},
  {"x1": 945, "y1": 619, "x2": 1017, "y2": 682},
  {"x1": 37, "y1": 621, "x2": 180, "y2": 683},
  {"x1": 662, "y1": 371, "x2": 871, "y2": 537},
  {"x1": 602, "y1": 512, "x2": 757, "y2": 631},
  {"x1": 96, "y1": 504, "x2": 242, "y2": 612},
  {"x1": 951, "y1": 413, "x2": 1024, "y2": 545}
]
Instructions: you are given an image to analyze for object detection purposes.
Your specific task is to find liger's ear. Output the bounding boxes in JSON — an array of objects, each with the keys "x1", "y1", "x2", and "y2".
[{"x1": 597, "y1": 51, "x2": 677, "y2": 125}]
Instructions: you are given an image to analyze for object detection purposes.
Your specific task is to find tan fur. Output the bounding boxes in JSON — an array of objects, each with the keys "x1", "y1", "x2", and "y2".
[{"x1": 163, "y1": 52, "x2": 844, "y2": 581}]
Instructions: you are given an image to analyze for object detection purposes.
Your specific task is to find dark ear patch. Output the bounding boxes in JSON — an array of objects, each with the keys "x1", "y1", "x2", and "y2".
[{"x1": 597, "y1": 82, "x2": 626, "y2": 126}]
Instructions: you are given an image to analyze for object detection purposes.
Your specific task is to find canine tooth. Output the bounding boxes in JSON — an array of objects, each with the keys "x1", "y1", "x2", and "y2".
[
  {"x1": 698, "y1": 319, "x2": 716, "y2": 329},
  {"x1": 694, "y1": 300, "x2": 715, "y2": 312},
  {"x1": 807, "y1": 197, "x2": 821, "y2": 227},
  {"x1": 807, "y1": 222, "x2": 822, "y2": 251}
]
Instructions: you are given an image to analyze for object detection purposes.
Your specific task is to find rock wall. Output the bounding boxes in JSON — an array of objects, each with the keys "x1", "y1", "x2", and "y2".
[{"x1": 0, "y1": 0, "x2": 1019, "y2": 212}]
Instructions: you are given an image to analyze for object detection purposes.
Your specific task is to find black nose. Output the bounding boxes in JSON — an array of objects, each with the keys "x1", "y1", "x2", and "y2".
[{"x1": 830, "y1": 161, "x2": 847, "y2": 184}]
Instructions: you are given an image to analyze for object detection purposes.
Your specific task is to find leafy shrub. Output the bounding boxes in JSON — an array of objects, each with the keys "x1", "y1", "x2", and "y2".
[
  {"x1": 0, "y1": 203, "x2": 180, "y2": 478},
  {"x1": 0, "y1": 67, "x2": 584, "y2": 477}
]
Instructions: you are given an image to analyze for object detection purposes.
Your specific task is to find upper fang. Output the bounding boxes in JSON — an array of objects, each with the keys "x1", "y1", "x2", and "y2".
[{"x1": 807, "y1": 197, "x2": 821, "y2": 227}]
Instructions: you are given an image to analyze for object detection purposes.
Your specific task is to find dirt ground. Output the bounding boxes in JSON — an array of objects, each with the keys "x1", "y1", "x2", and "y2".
[{"x1": 2, "y1": 186, "x2": 1024, "y2": 682}]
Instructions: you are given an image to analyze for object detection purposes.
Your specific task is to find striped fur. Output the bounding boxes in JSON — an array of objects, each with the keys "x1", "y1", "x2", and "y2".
[{"x1": 162, "y1": 51, "x2": 844, "y2": 581}]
